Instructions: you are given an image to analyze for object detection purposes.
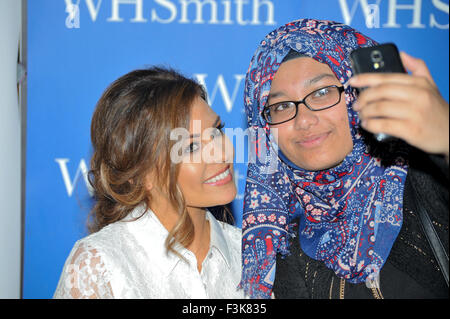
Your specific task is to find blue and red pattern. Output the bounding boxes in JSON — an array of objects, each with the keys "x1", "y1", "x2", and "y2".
[{"x1": 241, "y1": 19, "x2": 408, "y2": 298}]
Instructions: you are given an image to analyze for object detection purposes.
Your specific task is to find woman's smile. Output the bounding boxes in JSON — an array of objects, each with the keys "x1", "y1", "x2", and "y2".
[
  {"x1": 177, "y1": 97, "x2": 237, "y2": 207},
  {"x1": 269, "y1": 57, "x2": 353, "y2": 171},
  {"x1": 204, "y1": 166, "x2": 233, "y2": 186},
  {"x1": 295, "y1": 131, "x2": 331, "y2": 148}
]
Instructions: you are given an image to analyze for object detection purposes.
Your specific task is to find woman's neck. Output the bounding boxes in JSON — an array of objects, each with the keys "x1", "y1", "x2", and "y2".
[
  {"x1": 149, "y1": 193, "x2": 211, "y2": 273},
  {"x1": 186, "y1": 206, "x2": 210, "y2": 273}
]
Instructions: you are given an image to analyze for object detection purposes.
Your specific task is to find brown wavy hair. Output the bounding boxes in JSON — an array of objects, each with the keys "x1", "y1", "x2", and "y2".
[{"x1": 88, "y1": 66, "x2": 207, "y2": 257}]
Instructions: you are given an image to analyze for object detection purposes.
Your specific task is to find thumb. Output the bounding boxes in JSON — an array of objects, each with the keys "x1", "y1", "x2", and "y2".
[{"x1": 400, "y1": 51, "x2": 434, "y2": 84}]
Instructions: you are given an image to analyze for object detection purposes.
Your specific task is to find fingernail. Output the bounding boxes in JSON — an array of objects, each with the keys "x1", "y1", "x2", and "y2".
[{"x1": 353, "y1": 101, "x2": 360, "y2": 110}]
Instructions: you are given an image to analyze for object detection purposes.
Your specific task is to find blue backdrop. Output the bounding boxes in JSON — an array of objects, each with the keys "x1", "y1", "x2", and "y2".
[{"x1": 24, "y1": 0, "x2": 449, "y2": 298}]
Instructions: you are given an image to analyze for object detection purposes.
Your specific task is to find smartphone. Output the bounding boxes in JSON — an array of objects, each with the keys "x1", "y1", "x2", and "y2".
[{"x1": 350, "y1": 43, "x2": 406, "y2": 142}]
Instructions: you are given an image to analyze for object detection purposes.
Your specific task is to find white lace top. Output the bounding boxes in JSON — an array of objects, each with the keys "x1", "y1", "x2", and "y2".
[{"x1": 53, "y1": 206, "x2": 244, "y2": 299}]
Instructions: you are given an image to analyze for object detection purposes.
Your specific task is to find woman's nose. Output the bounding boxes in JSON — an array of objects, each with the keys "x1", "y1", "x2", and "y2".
[
  {"x1": 203, "y1": 130, "x2": 234, "y2": 164},
  {"x1": 222, "y1": 135, "x2": 235, "y2": 163},
  {"x1": 293, "y1": 105, "x2": 319, "y2": 130}
]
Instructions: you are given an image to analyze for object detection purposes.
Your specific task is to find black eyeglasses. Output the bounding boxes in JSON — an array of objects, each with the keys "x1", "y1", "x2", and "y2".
[{"x1": 262, "y1": 85, "x2": 345, "y2": 125}]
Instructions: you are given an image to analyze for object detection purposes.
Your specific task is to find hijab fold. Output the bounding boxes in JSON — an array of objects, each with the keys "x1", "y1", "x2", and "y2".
[{"x1": 241, "y1": 19, "x2": 408, "y2": 299}]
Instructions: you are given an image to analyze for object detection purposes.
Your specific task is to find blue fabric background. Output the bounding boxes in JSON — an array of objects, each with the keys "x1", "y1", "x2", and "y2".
[{"x1": 24, "y1": 0, "x2": 448, "y2": 298}]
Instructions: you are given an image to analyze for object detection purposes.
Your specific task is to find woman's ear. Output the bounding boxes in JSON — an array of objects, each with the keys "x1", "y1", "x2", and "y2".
[{"x1": 143, "y1": 172, "x2": 154, "y2": 192}]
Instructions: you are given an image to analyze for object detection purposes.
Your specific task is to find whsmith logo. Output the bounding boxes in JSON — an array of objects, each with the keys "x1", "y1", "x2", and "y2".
[
  {"x1": 64, "y1": 0, "x2": 276, "y2": 27},
  {"x1": 340, "y1": 0, "x2": 449, "y2": 29},
  {"x1": 64, "y1": 0, "x2": 449, "y2": 29}
]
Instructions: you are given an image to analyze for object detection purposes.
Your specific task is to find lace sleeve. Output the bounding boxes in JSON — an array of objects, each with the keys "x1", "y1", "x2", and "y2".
[{"x1": 54, "y1": 242, "x2": 114, "y2": 299}]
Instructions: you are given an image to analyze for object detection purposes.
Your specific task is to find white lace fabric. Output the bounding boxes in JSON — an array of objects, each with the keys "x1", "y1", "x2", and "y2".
[
  {"x1": 53, "y1": 206, "x2": 244, "y2": 299},
  {"x1": 55, "y1": 244, "x2": 114, "y2": 299}
]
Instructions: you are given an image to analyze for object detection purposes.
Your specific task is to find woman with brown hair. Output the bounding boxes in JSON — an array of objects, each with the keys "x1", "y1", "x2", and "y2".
[{"x1": 53, "y1": 67, "x2": 243, "y2": 298}]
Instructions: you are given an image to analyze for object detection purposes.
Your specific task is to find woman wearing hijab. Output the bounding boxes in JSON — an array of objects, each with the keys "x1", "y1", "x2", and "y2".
[{"x1": 241, "y1": 19, "x2": 448, "y2": 299}]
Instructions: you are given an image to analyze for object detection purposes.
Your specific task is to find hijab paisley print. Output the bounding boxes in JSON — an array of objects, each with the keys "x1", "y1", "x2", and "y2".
[{"x1": 241, "y1": 19, "x2": 408, "y2": 299}]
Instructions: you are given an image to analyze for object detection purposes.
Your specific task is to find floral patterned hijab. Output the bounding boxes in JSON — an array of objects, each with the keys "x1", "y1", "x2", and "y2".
[{"x1": 241, "y1": 19, "x2": 408, "y2": 298}]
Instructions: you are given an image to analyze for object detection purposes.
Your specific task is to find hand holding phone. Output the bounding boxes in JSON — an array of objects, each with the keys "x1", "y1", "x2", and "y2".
[
  {"x1": 349, "y1": 50, "x2": 449, "y2": 160},
  {"x1": 350, "y1": 43, "x2": 406, "y2": 142}
]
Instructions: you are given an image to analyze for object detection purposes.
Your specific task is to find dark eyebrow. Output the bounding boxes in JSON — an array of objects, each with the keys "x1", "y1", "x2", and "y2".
[
  {"x1": 304, "y1": 73, "x2": 336, "y2": 87},
  {"x1": 267, "y1": 91, "x2": 286, "y2": 101},
  {"x1": 189, "y1": 116, "x2": 221, "y2": 138}
]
